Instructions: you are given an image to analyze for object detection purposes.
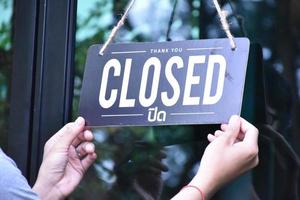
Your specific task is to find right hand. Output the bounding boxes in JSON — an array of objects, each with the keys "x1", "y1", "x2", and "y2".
[
  {"x1": 115, "y1": 142, "x2": 168, "y2": 199},
  {"x1": 190, "y1": 115, "x2": 259, "y2": 199}
]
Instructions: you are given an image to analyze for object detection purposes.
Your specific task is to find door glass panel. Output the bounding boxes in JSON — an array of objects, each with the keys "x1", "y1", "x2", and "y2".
[
  {"x1": 73, "y1": 1, "x2": 203, "y2": 199},
  {"x1": 0, "y1": 0, "x2": 13, "y2": 151},
  {"x1": 73, "y1": 0, "x2": 300, "y2": 199}
]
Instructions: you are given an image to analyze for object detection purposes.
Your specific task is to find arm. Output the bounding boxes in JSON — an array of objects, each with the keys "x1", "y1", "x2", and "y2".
[
  {"x1": 0, "y1": 149, "x2": 39, "y2": 199},
  {"x1": 172, "y1": 115, "x2": 259, "y2": 200},
  {"x1": 32, "y1": 117, "x2": 97, "y2": 200}
]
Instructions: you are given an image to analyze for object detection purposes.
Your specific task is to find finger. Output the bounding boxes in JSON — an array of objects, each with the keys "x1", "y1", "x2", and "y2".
[
  {"x1": 72, "y1": 130, "x2": 94, "y2": 147},
  {"x1": 225, "y1": 115, "x2": 241, "y2": 144},
  {"x1": 81, "y1": 153, "x2": 97, "y2": 172},
  {"x1": 138, "y1": 166, "x2": 164, "y2": 175},
  {"x1": 214, "y1": 130, "x2": 223, "y2": 137},
  {"x1": 157, "y1": 151, "x2": 167, "y2": 159},
  {"x1": 221, "y1": 124, "x2": 228, "y2": 131},
  {"x1": 55, "y1": 117, "x2": 85, "y2": 148},
  {"x1": 149, "y1": 161, "x2": 169, "y2": 172},
  {"x1": 240, "y1": 117, "x2": 255, "y2": 132},
  {"x1": 231, "y1": 131, "x2": 246, "y2": 143},
  {"x1": 44, "y1": 119, "x2": 85, "y2": 156},
  {"x1": 76, "y1": 142, "x2": 95, "y2": 158},
  {"x1": 237, "y1": 131, "x2": 246, "y2": 141},
  {"x1": 147, "y1": 157, "x2": 169, "y2": 172},
  {"x1": 240, "y1": 117, "x2": 259, "y2": 145},
  {"x1": 144, "y1": 149, "x2": 167, "y2": 160},
  {"x1": 207, "y1": 134, "x2": 216, "y2": 142}
]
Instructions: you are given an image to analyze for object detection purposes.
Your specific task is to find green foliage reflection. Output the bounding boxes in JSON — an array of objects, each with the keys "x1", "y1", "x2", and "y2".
[
  {"x1": 73, "y1": 0, "x2": 300, "y2": 199},
  {"x1": 0, "y1": 0, "x2": 13, "y2": 150}
]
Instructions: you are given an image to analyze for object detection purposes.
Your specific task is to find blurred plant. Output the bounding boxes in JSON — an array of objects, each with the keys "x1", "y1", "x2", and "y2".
[{"x1": 0, "y1": 0, "x2": 13, "y2": 150}]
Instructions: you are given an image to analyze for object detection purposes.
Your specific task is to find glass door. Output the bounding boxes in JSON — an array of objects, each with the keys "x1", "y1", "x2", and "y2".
[{"x1": 72, "y1": 1, "x2": 207, "y2": 199}]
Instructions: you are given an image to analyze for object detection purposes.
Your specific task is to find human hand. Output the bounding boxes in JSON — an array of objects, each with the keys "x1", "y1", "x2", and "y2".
[
  {"x1": 115, "y1": 142, "x2": 168, "y2": 199},
  {"x1": 193, "y1": 115, "x2": 259, "y2": 199},
  {"x1": 33, "y1": 117, "x2": 97, "y2": 200},
  {"x1": 172, "y1": 115, "x2": 259, "y2": 200}
]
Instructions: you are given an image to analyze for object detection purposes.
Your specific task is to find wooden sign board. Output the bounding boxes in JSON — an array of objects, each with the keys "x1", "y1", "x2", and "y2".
[{"x1": 79, "y1": 38, "x2": 250, "y2": 127}]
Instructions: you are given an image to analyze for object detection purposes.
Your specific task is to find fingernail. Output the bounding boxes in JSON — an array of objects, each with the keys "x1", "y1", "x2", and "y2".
[
  {"x1": 75, "y1": 117, "x2": 85, "y2": 126},
  {"x1": 84, "y1": 130, "x2": 94, "y2": 140},
  {"x1": 229, "y1": 115, "x2": 239, "y2": 124},
  {"x1": 92, "y1": 153, "x2": 97, "y2": 159},
  {"x1": 86, "y1": 143, "x2": 95, "y2": 152}
]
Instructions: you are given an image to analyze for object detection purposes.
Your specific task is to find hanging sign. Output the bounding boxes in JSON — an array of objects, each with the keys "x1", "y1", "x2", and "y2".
[{"x1": 79, "y1": 38, "x2": 250, "y2": 127}]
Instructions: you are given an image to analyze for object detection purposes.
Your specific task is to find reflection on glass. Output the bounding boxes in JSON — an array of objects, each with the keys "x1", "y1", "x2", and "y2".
[
  {"x1": 73, "y1": 1, "x2": 202, "y2": 199},
  {"x1": 73, "y1": 0, "x2": 300, "y2": 199},
  {"x1": 0, "y1": 0, "x2": 13, "y2": 150}
]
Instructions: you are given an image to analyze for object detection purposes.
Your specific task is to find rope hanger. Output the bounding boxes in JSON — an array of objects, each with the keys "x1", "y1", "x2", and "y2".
[
  {"x1": 99, "y1": 0, "x2": 136, "y2": 55},
  {"x1": 212, "y1": 0, "x2": 236, "y2": 49},
  {"x1": 99, "y1": 0, "x2": 237, "y2": 56}
]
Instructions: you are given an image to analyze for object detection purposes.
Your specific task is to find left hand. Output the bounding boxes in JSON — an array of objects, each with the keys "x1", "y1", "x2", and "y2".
[
  {"x1": 33, "y1": 117, "x2": 97, "y2": 200},
  {"x1": 172, "y1": 116, "x2": 259, "y2": 200}
]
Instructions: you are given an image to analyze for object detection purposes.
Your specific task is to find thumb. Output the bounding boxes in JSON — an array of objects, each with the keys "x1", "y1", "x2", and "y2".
[
  {"x1": 54, "y1": 117, "x2": 85, "y2": 148},
  {"x1": 240, "y1": 117, "x2": 259, "y2": 146},
  {"x1": 225, "y1": 115, "x2": 241, "y2": 144}
]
